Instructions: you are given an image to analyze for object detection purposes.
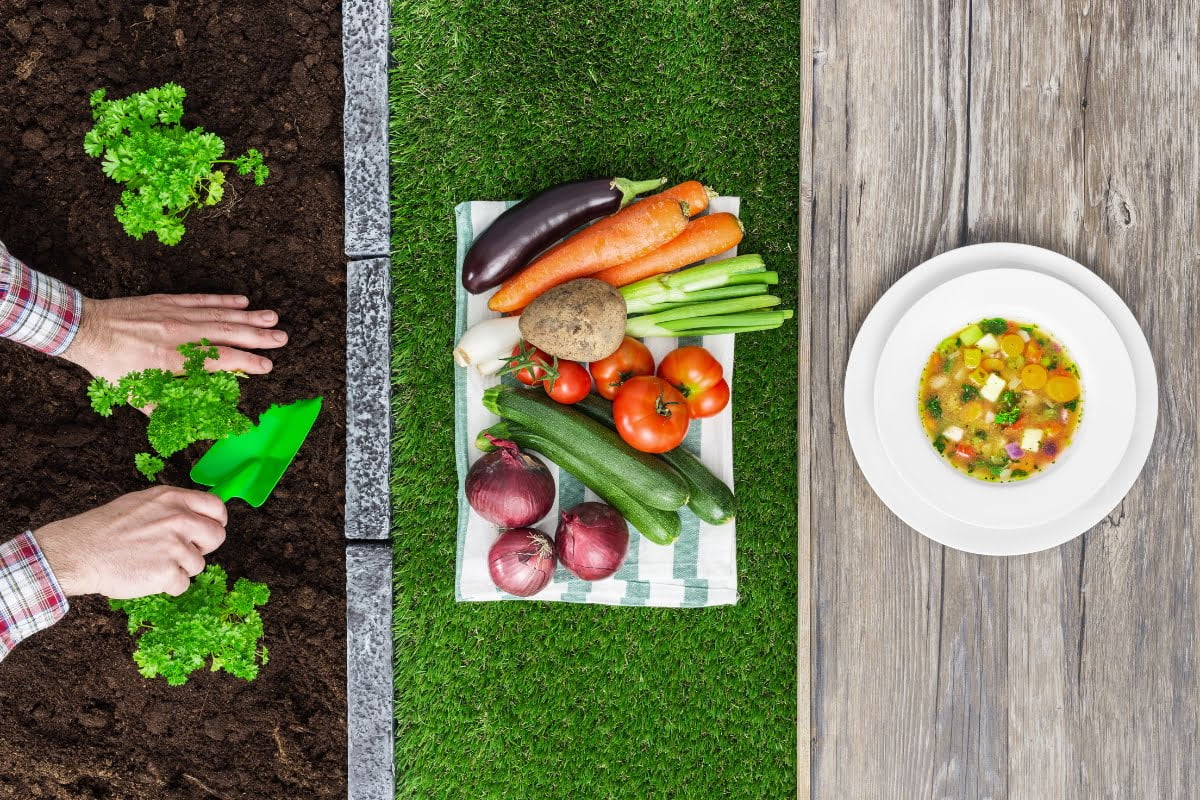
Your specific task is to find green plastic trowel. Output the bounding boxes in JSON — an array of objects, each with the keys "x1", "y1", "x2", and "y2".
[{"x1": 190, "y1": 397, "x2": 323, "y2": 506}]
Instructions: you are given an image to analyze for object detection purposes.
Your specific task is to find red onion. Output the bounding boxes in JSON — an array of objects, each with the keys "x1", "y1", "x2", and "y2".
[
  {"x1": 555, "y1": 502, "x2": 629, "y2": 580},
  {"x1": 488, "y1": 528, "x2": 557, "y2": 596},
  {"x1": 466, "y1": 435, "x2": 555, "y2": 527},
  {"x1": 1005, "y1": 441, "x2": 1024, "y2": 460}
]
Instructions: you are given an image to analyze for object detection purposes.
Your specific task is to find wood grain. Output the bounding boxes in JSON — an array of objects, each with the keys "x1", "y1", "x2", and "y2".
[
  {"x1": 798, "y1": 0, "x2": 814, "y2": 794},
  {"x1": 803, "y1": 1, "x2": 1199, "y2": 797}
]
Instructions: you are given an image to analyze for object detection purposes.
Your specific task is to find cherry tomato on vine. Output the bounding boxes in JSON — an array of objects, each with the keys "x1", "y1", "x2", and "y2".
[
  {"x1": 505, "y1": 342, "x2": 554, "y2": 386},
  {"x1": 656, "y1": 345, "x2": 730, "y2": 419},
  {"x1": 544, "y1": 360, "x2": 591, "y2": 404},
  {"x1": 612, "y1": 376, "x2": 690, "y2": 453},
  {"x1": 589, "y1": 337, "x2": 655, "y2": 400}
]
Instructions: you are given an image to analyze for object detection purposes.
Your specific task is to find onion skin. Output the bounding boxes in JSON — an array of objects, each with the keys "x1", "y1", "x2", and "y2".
[
  {"x1": 465, "y1": 436, "x2": 556, "y2": 528},
  {"x1": 555, "y1": 502, "x2": 629, "y2": 580},
  {"x1": 488, "y1": 528, "x2": 557, "y2": 597}
]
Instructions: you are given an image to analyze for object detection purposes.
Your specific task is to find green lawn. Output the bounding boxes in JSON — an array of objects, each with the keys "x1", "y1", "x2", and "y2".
[{"x1": 389, "y1": 2, "x2": 800, "y2": 797}]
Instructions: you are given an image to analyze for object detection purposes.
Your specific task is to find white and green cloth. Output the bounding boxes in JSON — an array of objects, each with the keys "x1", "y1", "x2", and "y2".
[{"x1": 454, "y1": 197, "x2": 740, "y2": 607}]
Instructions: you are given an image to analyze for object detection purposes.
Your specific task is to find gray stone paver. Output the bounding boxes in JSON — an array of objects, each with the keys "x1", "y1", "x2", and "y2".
[
  {"x1": 346, "y1": 543, "x2": 394, "y2": 800},
  {"x1": 343, "y1": 0, "x2": 390, "y2": 257},
  {"x1": 345, "y1": 257, "x2": 391, "y2": 542}
]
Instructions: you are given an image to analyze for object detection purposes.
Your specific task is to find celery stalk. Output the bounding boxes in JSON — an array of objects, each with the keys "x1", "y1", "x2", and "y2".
[
  {"x1": 624, "y1": 309, "x2": 792, "y2": 338},
  {"x1": 625, "y1": 284, "x2": 770, "y2": 315},
  {"x1": 655, "y1": 310, "x2": 793, "y2": 332},
  {"x1": 626, "y1": 297, "x2": 787, "y2": 338},
  {"x1": 725, "y1": 271, "x2": 778, "y2": 286},
  {"x1": 619, "y1": 254, "x2": 766, "y2": 306}
]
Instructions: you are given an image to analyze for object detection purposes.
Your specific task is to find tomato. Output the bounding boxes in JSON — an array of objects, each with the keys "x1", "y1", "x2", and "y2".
[
  {"x1": 506, "y1": 342, "x2": 553, "y2": 385},
  {"x1": 589, "y1": 337, "x2": 655, "y2": 400},
  {"x1": 544, "y1": 360, "x2": 591, "y2": 404},
  {"x1": 612, "y1": 376, "x2": 690, "y2": 453},
  {"x1": 656, "y1": 345, "x2": 730, "y2": 419}
]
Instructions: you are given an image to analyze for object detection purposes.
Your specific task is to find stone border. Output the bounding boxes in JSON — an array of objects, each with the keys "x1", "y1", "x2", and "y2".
[
  {"x1": 343, "y1": 0, "x2": 394, "y2": 797},
  {"x1": 346, "y1": 543, "x2": 394, "y2": 800},
  {"x1": 346, "y1": 258, "x2": 392, "y2": 542},
  {"x1": 343, "y1": 0, "x2": 391, "y2": 257}
]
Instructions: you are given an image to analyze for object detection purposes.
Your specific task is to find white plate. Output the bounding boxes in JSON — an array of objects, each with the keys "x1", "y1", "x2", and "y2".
[
  {"x1": 845, "y1": 243, "x2": 1158, "y2": 556},
  {"x1": 873, "y1": 268, "x2": 1136, "y2": 530}
]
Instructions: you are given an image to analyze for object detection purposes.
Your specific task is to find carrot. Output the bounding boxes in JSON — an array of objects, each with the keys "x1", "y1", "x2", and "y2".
[
  {"x1": 487, "y1": 197, "x2": 689, "y2": 313},
  {"x1": 592, "y1": 212, "x2": 744, "y2": 287},
  {"x1": 647, "y1": 180, "x2": 716, "y2": 217}
]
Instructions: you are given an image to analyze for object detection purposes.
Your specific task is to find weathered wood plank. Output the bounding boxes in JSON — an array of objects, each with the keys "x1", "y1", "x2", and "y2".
[
  {"x1": 806, "y1": 1, "x2": 1199, "y2": 797},
  {"x1": 807, "y1": 1, "x2": 1010, "y2": 797},
  {"x1": 798, "y1": 0, "x2": 814, "y2": 793},
  {"x1": 969, "y1": 2, "x2": 1199, "y2": 798}
]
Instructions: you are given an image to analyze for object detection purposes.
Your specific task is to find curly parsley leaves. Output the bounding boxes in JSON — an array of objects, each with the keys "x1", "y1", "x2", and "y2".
[
  {"x1": 87, "y1": 340, "x2": 252, "y2": 480},
  {"x1": 110, "y1": 565, "x2": 270, "y2": 686},
  {"x1": 84, "y1": 83, "x2": 269, "y2": 245}
]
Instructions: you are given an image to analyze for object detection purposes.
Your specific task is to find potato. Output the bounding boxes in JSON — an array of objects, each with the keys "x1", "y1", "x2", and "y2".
[{"x1": 518, "y1": 279, "x2": 627, "y2": 362}]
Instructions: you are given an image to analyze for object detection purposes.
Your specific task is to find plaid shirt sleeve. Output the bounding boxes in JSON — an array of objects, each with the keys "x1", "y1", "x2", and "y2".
[
  {"x1": 0, "y1": 531, "x2": 69, "y2": 660},
  {"x1": 0, "y1": 240, "x2": 83, "y2": 356}
]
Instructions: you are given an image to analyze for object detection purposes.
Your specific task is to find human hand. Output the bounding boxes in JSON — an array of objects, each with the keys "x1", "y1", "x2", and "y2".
[
  {"x1": 34, "y1": 486, "x2": 228, "y2": 599},
  {"x1": 61, "y1": 293, "x2": 288, "y2": 383}
]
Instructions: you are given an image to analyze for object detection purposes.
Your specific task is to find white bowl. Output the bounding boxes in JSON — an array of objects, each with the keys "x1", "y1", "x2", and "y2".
[
  {"x1": 873, "y1": 268, "x2": 1135, "y2": 529},
  {"x1": 845, "y1": 243, "x2": 1157, "y2": 555}
]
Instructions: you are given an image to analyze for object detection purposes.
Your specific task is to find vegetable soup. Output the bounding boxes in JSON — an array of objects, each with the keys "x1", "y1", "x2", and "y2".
[{"x1": 919, "y1": 317, "x2": 1082, "y2": 482}]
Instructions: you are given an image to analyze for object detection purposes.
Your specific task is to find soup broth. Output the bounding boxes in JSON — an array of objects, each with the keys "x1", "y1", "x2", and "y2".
[{"x1": 918, "y1": 317, "x2": 1082, "y2": 482}]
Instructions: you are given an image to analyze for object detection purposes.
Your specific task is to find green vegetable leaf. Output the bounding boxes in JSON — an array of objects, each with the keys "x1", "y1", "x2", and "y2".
[
  {"x1": 109, "y1": 564, "x2": 270, "y2": 686},
  {"x1": 134, "y1": 452, "x2": 165, "y2": 481},
  {"x1": 86, "y1": 339, "x2": 252, "y2": 479},
  {"x1": 995, "y1": 408, "x2": 1021, "y2": 426},
  {"x1": 960, "y1": 384, "x2": 979, "y2": 402},
  {"x1": 924, "y1": 396, "x2": 942, "y2": 420},
  {"x1": 84, "y1": 83, "x2": 268, "y2": 245},
  {"x1": 980, "y1": 318, "x2": 1008, "y2": 335}
]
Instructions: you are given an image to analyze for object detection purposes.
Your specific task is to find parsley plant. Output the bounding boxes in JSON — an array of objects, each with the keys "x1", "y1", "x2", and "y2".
[
  {"x1": 84, "y1": 83, "x2": 269, "y2": 245},
  {"x1": 87, "y1": 340, "x2": 252, "y2": 480},
  {"x1": 110, "y1": 564, "x2": 270, "y2": 686}
]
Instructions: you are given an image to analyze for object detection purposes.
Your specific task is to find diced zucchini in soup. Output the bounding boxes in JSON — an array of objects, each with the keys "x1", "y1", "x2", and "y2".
[
  {"x1": 918, "y1": 317, "x2": 1082, "y2": 483},
  {"x1": 959, "y1": 324, "x2": 984, "y2": 346}
]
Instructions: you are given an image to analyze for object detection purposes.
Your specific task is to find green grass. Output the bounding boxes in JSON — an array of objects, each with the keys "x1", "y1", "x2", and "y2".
[{"x1": 389, "y1": 2, "x2": 800, "y2": 797}]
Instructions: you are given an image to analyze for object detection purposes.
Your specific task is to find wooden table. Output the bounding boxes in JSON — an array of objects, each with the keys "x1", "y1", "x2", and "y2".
[{"x1": 800, "y1": 2, "x2": 1198, "y2": 796}]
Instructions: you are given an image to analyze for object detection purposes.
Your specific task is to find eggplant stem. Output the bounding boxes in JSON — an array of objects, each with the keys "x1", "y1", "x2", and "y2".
[{"x1": 612, "y1": 176, "x2": 668, "y2": 208}]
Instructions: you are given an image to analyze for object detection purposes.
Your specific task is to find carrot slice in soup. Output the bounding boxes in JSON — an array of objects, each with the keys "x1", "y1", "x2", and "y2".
[
  {"x1": 1045, "y1": 374, "x2": 1080, "y2": 403},
  {"x1": 1000, "y1": 334, "x2": 1025, "y2": 356},
  {"x1": 1020, "y1": 363, "x2": 1048, "y2": 390}
]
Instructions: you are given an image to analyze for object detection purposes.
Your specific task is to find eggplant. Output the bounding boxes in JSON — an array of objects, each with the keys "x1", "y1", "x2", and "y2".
[{"x1": 462, "y1": 176, "x2": 666, "y2": 293}]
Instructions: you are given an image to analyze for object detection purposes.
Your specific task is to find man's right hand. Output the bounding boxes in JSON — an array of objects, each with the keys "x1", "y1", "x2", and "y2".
[{"x1": 33, "y1": 487, "x2": 228, "y2": 599}]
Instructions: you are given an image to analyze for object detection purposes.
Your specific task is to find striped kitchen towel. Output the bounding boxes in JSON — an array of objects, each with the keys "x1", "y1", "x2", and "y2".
[{"x1": 454, "y1": 196, "x2": 740, "y2": 607}]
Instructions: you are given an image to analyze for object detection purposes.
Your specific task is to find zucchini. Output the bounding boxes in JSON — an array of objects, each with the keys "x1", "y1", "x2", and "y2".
[
  {"x1": 482, "y1": 386, "x2": 688, "y2": 511},
  {"x1": 575, "y1": 393, "x2": 736, "y2": 525},
  {"x1": 477, "y1": 422, "x2": 681, "y2": 545}
]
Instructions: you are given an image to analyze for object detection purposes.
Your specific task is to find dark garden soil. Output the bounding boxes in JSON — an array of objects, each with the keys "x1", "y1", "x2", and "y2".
[{"x1": 0, "y1": 1, "x2": 346, "y2": 798}]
